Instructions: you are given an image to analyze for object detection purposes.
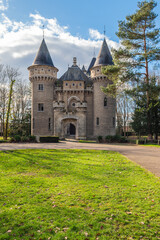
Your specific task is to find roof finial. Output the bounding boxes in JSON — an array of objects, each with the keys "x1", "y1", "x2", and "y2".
[
  {"x1": 104, "y1": 25, "x2": 106, "y2": 38},
  {"x1": 73, "y1": 57, "x2": 77, "y2": 66},
  {"x1": 42, "y1": 25, "x2": 45, "y2": 39}
]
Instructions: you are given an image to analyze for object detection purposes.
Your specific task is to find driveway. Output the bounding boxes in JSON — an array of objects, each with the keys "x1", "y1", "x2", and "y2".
[{"x1": 0, "y1": 141, "x2": 160, "y2": 177}]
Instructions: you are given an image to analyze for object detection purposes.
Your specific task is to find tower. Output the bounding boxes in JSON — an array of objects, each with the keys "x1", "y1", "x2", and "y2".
[
  {"x1": 91, "y1": 38, "x2": 116, "y2": 137},
  {"x1": 28, "y1": 38, "x2": 58, "y2": 137}
]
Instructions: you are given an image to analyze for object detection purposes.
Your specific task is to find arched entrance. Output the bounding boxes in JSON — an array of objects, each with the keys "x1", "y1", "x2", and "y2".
[{"x1": 62, "y1": 118, "x2": 77, "y2": 139}]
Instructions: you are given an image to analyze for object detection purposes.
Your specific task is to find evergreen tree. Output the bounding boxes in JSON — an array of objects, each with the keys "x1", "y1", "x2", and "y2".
[{"x1": 102, "y1": 0, "x2": 160, "y2": 138}]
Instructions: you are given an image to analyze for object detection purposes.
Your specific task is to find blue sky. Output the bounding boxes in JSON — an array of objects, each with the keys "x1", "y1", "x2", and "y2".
[{"x1": 0, "y1": 0, "x2": 160, "y2": 79}]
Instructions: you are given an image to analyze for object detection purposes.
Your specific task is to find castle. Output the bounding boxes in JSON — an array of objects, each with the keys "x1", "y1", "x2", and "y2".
[{"x1": 28, "y1": 38, "x2": 116, "y2": 139}]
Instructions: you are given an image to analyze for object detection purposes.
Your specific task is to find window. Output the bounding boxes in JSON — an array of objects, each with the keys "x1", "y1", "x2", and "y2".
[
  {"x1": 38, "y1": 84, "x2": 44, "y2": 91},
  {"x1": 66, "y1": 83, "x2": 68, "y2": 86},
  {"x1": 79, "y1": 83, "x2": 82, "y2": 86},
  {"x1": 38, "y1": 103, "x2": 44, "y2": 112},
  {"x1": 33, "y1": 118, "x2": 35, "y2": 129},
  {"x1": 104, "y1": 97, "x2": 107, "y2": 107},
  {"x1": 72, "y1": 83, "x2": 75, "y2": 86},
  {"x1": 48, "y1": 118, "x2": 51, "y2": 130},
  {"x1": 113, "y1": 117, "x2": 115, "y2": 127},
  {"x1": 96, "y1": 117, "x2": 99, "y2": 126}
]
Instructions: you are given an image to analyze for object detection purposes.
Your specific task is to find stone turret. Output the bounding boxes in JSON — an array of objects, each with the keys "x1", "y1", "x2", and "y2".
[
  {"x1": 91, "y1": 38, "x2": 116, "y2": 137},
  {"x1": 28, "y1": 38, "x2": 58, "y2": 137}
]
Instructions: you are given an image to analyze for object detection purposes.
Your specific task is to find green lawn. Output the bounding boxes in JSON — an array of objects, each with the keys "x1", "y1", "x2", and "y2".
[
  {"x1": 0, "y1": 149, "x2": 160, "y2": 239},
  {"x1": 140, "y1": 144, "x2": 160, "y2": 148}
]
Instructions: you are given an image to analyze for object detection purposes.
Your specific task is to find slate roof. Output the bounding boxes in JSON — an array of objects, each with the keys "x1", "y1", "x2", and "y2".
[
  {"x1": 32, "y1": 39, "x2": 54, "y2": 67},
  {"x1": 59, "y1": 65, "x2": 89, "y2": 82},
  {"x1": 87, "y1": 57, "x2": 96, "y2": 74},
  {"x1": 93, "y1": 38, "x2": 113, "y2": 67}
]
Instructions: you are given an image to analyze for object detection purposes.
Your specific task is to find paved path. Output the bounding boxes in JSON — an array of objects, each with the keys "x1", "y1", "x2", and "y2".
[{"x1": 0, "y1": 141, "x2": 160, "y2": 177}]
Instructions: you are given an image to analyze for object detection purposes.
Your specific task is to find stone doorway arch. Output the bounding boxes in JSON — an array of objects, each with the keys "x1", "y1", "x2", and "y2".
[{"x1": 61, "y1": 118, "x2": 77, "y2": 139}]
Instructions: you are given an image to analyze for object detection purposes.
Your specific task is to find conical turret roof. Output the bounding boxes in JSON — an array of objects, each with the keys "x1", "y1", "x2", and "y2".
[
  {"x1": 93, "y1": 38, "x2": 113, "y2": 67},
  {"x1": 87, "y1": 57, "x2": 96, "y2": 75},
  {"x1": 32, "y1": 39, "x2": 54, "y2": 67}
]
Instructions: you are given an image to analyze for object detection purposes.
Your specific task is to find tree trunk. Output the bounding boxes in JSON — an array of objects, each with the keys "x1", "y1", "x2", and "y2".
[{"x1": 4, "y1": 79, "x2": 15, "y2": 140}]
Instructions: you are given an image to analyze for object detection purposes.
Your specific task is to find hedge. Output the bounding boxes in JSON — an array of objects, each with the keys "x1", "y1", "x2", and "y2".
[{"x1": 39, "y1": 136, "x2": 59, "y2": 143}]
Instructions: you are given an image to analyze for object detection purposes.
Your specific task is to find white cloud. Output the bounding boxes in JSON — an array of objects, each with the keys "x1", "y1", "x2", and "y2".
[
  {"x1": 89, "y1": 29, "x2": 104, "y2": 40},
  {"x1": 0, "y1": 12, "x2": 120, "y2": 79},
  {"x1": 0, "y1": 0, "x2": 8, "y2": 11}
]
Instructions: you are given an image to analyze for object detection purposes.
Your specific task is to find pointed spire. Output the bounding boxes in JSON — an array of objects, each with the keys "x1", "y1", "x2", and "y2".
[
  {"x1": 82, "y1": 65, "x2": 86, "y2": 72},
  {"x1": 32, "y1": 39, "x2": 54, "y2": 67},
  {"x1": 93, "y1": 38, "x2": 113, "y2": 67}
]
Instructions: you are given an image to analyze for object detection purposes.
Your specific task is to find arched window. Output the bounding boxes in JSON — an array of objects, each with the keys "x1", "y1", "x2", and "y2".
[{"x1": 104, "y1": 97, "x2": 107, "y2": 107}]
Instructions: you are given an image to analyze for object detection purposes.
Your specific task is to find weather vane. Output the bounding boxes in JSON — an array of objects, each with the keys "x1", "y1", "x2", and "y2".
[
  {"x1": 42, "y1": 25, "x2": 45, "y2": 39},
  {"x1": 104, "y1": 25, "x2": 106, "y2": 38}
]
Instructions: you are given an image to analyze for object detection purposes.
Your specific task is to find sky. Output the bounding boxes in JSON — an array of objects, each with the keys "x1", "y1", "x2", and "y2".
[{"x1": 0, "y1": 0, "x2": 160, "y2": 80}]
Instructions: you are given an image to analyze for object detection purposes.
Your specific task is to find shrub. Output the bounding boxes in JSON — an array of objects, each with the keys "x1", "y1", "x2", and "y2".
[
  {"x1": 13, "y1": 135, "x2": 21, "y2": 142},
  {"x1": 105, "y1": 135, "x2": 112, "y2": 143},
  {"x1": 105, "y1": 135, "x2": 127, "y2": 143},
  {"x1": 29, "y1": 135, "x2": 36, "y2": 142},
  {"x1": 21, "y1": 136, "x2": 29, "y2": 142},
  {"x1": 39, "y1": 136, "x2": 59, "y2": 143},
  {"x1": 97, "y1": 136, "x2": 103, "y2": 143},
  {"x1": 120, "y1": 136, "x2": 127, "y2": 143}
]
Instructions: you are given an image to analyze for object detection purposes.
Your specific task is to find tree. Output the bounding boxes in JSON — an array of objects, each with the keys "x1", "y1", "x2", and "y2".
[
  {"x1": 3, "y1": 66, "x2": 20, "y2": 140},
  {"x1": 131, "y1": 76, "x2": 160, "y2": 138},
  {"x1": 102, "y1": 0, "x2": 160, "y2": 138},
  {"x1": 0, "y1": 65, "x2": 7, "y2": 136}
]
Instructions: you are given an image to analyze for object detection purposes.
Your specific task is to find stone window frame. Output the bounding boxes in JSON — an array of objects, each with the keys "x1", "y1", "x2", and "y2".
[
  {"x1": 48, "y1": 118, "x2": 51, "y2": 130},
  {"x1": 38, "y1": 103, "x2": 44, "y2": 112},
  {"x1": 38, "y1": 84, "x2": 44, "y2": 91},
  {"x1": 113, "y1": 117, "x2": 115, "y2": 127},
  {"x1": 96, "y1": 117, "x2": 99, "y2": 126},
  {"x1": 104, "y1": 97, "x2": 107, "y2": 107}
]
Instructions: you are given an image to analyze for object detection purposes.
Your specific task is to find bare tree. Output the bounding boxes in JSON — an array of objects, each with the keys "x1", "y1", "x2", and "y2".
[
  {"x1": 0, "y1": 65, "x2": 7, "y2": 136},
  {"x1": 4, "y1": 66, "x2": 20, "y2": 140}
]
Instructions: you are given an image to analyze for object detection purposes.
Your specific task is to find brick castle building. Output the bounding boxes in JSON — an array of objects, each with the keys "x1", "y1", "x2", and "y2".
[{"x1": 28, "y1": 38, "x2": 116, "y2": 139}]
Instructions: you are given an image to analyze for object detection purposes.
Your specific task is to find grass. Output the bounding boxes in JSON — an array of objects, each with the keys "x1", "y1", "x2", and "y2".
[
  {"x1": 140, "y1": 144, "x2": 160, "y2": 148},
  {"x1": 79, "y1": 140, "x2": 97, "y2": 143},
  {"x1": 0, "y1": 149, "x2": 160, "y2": 239},
  {"x1": 0, "y1": 136, "x2": 10, "y2": 143}
]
